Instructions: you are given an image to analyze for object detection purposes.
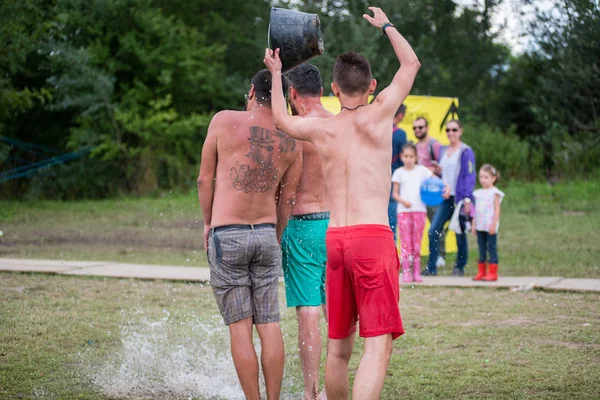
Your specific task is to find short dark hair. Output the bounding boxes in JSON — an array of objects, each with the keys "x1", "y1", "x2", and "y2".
[
  {"x1": 415, "y1": 116, "x2": 428, "y2": 126},
  {"x1": 287, "y1": 64, "x2": 322, "y2": 96},
  {"x1": 333, "y1": 52, "x2": 372, "y2": 96},
  {"x1": 396, "y1": 104, "x2": 407, "y2": 116},
  {"x1": 251, "y1": 69, "x2": 288, "y2": 105}
]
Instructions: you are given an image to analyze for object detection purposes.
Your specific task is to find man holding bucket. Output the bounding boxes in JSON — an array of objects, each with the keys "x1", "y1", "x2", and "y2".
[
  {"x1": 280, "y1": 63, "x2": 333, "y2": 400},
  {"x1": 265, "y1": 6, "x2": 420, "y2": 399}
]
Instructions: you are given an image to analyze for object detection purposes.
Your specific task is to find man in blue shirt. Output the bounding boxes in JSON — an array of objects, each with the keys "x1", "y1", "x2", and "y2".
[{"x1": 389, "y1": 104, "x2": 407, "y2": 240}]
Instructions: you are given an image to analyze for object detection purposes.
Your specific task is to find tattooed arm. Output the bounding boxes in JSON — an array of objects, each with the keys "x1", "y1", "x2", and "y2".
[
  {"x1": 276, "y1": 149, "x2": 303, "y2": 242},
  {"x1": 198, "y1": 114, "x2": 220, "y2": 250}
]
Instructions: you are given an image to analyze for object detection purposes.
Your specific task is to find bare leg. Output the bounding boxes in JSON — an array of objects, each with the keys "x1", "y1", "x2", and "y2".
[
  {"x1": 256, "y1": 322, "x2": 285, "y2": 400},
  {"x1": 325, "y1": 333, "x2": 355, "y2": 400},
  {"x1": 318, "y1": 304, "x2": 328, "y2": 400},
  {"x1": 229, "y1": 317, "x2": 260, "y2": 400},
  {"x1": 352, "y1": 334, "x2": 393, "y2": 400},
  {"x1": 297, "y1": 306, "x2": 324, "y2": 399}
]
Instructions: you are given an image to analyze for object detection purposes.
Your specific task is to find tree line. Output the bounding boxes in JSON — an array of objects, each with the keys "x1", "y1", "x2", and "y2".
[{"x1": 1, "y1": 0, "x2": 598, "y2": 199}]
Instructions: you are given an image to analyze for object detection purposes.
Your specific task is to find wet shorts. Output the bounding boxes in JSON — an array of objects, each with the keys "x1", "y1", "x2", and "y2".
[
  {"x1": 281, "y1": 212, "x2": 329, "y2": 307},
  {"x1": 326, "y1": 224, "x2": 404, "y2": 340},
  {"x1": 208, "y1": 224, "x2": 280, "y2": 325}
]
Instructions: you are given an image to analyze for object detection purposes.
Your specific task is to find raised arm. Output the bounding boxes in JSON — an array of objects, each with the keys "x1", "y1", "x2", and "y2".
[
  {"x1": 363, "y1": 7, "x2": 421, "y2": 115},
  {"x1": 197, "y1": 114, "x2": 220, "y2": 250},
  {"x1": 276, "y1": 149, "x2": 303, "y2": 241},
  {"x1": 263, "y1": 49, "x2": 319, "y2": 142}
]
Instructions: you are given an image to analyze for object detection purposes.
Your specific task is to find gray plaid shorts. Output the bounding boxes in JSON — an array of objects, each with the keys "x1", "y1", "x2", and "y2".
[{"x1": 208, "y1": 224, "x2": 281, "y2": 325}]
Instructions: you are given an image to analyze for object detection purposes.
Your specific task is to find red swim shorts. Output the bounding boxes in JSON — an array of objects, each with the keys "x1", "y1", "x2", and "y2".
[{"x1": 326, "y1": 224, "x2": 404, "y2": 340}]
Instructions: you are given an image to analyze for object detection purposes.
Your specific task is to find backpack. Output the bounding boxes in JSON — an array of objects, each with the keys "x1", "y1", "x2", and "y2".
[{"x1": 429, "y1": 138, "x2": 439, "y2": 162}]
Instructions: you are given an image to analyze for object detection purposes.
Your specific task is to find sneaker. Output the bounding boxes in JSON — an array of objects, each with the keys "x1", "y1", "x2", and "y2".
[
  {"x1": 452, "y1": 267, "x2": 464, "y2": 277},
  {"x1": 436, "y1": 256, "x2": 446, "y2": 268},
  {"x1": 421, "y1": 268, "x2": 437, "y2": 276}
]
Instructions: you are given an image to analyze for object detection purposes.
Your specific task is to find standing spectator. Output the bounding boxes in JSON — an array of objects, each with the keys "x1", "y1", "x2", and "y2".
[
  {"x1": 424, "y1": 120, "x2": 476, "y2": 276},
  {"x1": 413, "y1": 116, "x2": 447, "y2": 267},
  {"x1": 413, "y1": 116, "x2": 441, "y2": 173},
  {"x1": 472, "y1": 164, "x2": 505, "y2": 281},
  {"x1": 389, "y1": 104, "x2": 407, "y2": 240},
  {"x1": 392, "y1": 143, "x2": 435, "y2": 283}
]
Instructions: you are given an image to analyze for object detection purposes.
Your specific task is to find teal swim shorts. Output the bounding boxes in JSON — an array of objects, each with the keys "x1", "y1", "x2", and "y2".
[{"x1": 281, "y1": 212, "x2": 329, "y2": 307}]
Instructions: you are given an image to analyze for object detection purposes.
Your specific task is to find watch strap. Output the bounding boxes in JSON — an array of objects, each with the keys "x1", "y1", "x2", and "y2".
[{"x1": 381, "y1": 22, "x2": 395, "y2": 36}]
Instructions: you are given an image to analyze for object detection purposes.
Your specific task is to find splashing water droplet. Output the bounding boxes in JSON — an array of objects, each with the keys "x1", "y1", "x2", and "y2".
[{"x1": 88, "y1": 312, "x2": 251, "y2": 399}]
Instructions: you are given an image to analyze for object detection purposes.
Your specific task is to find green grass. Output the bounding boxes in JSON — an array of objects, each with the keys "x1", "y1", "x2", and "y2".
[
  {"x1": 0, "y1": 192, "x2": 207, "y2": 266},
  {"x1": 1, "y1": 273, "x2": 599, "y2": 399},
  {"x1": 1, "y1": 180, "x2": 599, "y2": 277}
]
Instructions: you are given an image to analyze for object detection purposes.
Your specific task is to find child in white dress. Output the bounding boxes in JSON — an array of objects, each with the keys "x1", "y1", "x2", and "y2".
[{"x1": 472, "y1": 164, "x2": 505, "y2": 281}]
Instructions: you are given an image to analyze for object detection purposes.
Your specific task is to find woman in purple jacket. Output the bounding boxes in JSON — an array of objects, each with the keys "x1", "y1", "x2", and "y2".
[{"x1": 424, "y1": 120, "x2": 476, "y2": 276}]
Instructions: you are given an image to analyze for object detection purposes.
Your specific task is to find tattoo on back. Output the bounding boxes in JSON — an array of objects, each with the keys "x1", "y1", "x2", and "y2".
[
  {"x1": 276, "y1": 130, "x2": 296, "y2": 153},
  {"x1": 230, "y1": 126, "x2": 296, "y2": 193},
  {"x1": 230, "y1": 162, "x2": 280, "y2": 193},
  {"x1": 246, "y1": 126, "x2": 275, "y2": 168}
]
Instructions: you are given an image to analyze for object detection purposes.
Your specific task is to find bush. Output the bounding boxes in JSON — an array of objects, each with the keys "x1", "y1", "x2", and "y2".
[
  {"x1": 548, "y1": 124, "x2": 600, "y2": 179},
  {"x1": 462, "y1": 123, "x2": 545, "y2": 180},
  {"x1": 25, "y1": 156, "x2": 126, "y2": 200}
]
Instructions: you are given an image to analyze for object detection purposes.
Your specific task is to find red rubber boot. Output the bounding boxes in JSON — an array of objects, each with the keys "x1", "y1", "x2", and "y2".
[
  {"x1": 473, "y1": 262, "x2": 487, "y2": 281},
  {"x1": 483, "y1": 263, "x2": 498, "y2": 281}
]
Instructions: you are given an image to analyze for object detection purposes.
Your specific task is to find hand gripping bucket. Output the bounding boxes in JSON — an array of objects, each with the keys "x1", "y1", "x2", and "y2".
[{"x1": 268, "y1": 7, "x2": 324, "y2": 72}]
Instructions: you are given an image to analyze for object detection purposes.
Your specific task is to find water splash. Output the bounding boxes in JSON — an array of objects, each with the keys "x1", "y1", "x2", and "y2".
[{"x1": 90, "y1": 311, "x2": 246, "y2": 399}]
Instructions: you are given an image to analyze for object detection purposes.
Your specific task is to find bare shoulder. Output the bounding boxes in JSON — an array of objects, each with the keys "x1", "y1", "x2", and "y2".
[
  {"x1": 349, "y1": 103, "x2": 387, "y2": 130},
  {"x1": 211, "y1": 110, "x2": 244, "y2": 126},
  {"x1": 365, "y1": 97, "x2": 388, "y2": 118},
  {"x1": 291, "y1": 115, "x2": 328, "y2": 143},
  {"x1": 311, "y1": 108, "x2": 335, "y2": 119}
]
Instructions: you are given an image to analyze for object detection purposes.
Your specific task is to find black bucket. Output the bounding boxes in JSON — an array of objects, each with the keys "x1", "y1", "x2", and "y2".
[{"x1": 268, "y1": 7, "x2": 324, "y2": 72}]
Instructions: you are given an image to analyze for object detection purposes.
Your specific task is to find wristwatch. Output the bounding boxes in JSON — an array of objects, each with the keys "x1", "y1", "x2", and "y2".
[{"x1": 381, "y1": 22, "x2": 395, "y2": 36}]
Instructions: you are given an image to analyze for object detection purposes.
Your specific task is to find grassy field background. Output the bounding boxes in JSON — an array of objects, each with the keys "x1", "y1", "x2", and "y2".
[
  {"x1": 1, "y1": 273, "x2": 599, "y2": 399},
  {"x1": 1, "y1": 180, "x2": 599, "y2": 399},
  {"x1": 1, "y1": 180, "x2": 599, "y2": 277}
]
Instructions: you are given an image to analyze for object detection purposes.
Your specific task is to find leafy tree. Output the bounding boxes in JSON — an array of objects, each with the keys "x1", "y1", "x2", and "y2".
[
  {"x1": 0, "y1": 0, "x2": 53, "y2": 123},
  {"x1": 491, "y1": 0, "x2": 600, "y2": 177},
  {"x1": 528, "y1": 0, "x2": 600, "y2": 136},
  {"x1": 44, "y1": 0, "x2": 227, "y2": 194}
]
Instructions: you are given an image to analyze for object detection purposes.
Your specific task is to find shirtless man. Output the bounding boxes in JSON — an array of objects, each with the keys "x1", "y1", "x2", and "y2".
[
  {"x1": 264, "y1": 7, "x2": 420, "y2": 399},
  {"x1": 197, "y1": 69, "x2": 302, "y2": 400},
  {"x1": 280, "y1": 64, "x2": 333, "y2": 400}
]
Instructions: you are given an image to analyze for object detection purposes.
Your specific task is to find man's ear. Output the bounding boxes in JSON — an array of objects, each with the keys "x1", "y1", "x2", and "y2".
[
  {"x1": 248, "y1": 84, "x2": 255, "y2": 99},
  {"x1": 331, "y1": 82, "x2": 340, "y2": 98},
  {"x1": 319, "y1": 87, "x2": 324, "y2": 97},
  {"x1": 368, "y1": 79, "x2": 377, "y2": 95},
  {"x1": 290, "y1": 86, "x2": 298, "y2": 101}
]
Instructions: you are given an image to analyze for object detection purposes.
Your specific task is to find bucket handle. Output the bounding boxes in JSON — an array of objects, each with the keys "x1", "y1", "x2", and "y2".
[{"x1": 267, "y1": 23, "x2": 272, "y2": 50}]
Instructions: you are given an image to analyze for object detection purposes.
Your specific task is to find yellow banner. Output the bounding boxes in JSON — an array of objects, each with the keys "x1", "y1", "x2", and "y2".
[{"x1": 321, "y1": 95, "x2": 460, "y2": 255}]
